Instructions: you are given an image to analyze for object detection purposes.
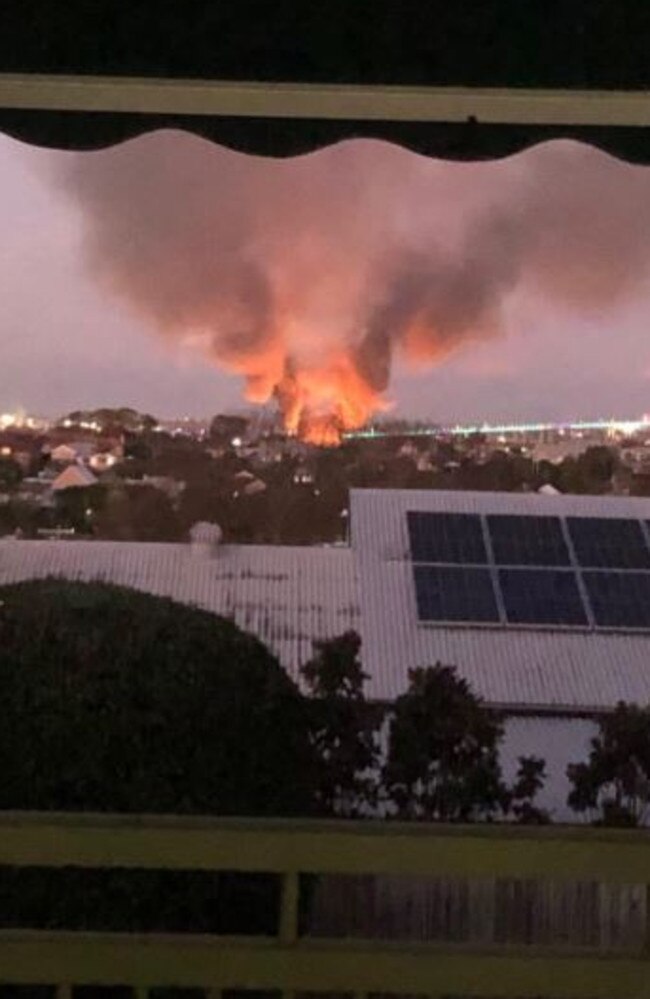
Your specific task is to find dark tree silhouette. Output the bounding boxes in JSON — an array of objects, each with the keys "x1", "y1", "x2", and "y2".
[
  {"x1": 567, "y1": 702, "x2": 650, "y2": 826},
  {"x1": 0, "y1": 457, "x2": 23, "y2": 491},
  {"x1": 0, "y1": 580, "x2": 315, "y2": 816},
  {"x1": 300, "y1": 631, "x2": 383, "y2": 816},
  {"x1": 508, "y1": 755, "x2": 551, "y2": 825},
  {"x1": 383, "y1": 664, "x2": 547, "y2": 823},
  {"x1": 0, "y1": 580, "x2": 318, "y2": 937}
]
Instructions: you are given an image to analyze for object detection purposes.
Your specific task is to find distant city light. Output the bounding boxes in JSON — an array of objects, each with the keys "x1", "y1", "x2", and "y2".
[
  {"x1": 345, "y1": 414, "x2": 650, "y2": 440},
  {"x1": 0, "y1": 412, "x2": 21, "y2": 429},
  {"x1": 0, "y1": 412, "x2": 51, "y2": 432}
]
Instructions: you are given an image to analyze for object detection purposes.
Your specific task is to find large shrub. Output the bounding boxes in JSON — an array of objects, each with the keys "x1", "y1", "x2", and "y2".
[{"x1": 0, "y1": 579, "x2": 316, "y2": 816}]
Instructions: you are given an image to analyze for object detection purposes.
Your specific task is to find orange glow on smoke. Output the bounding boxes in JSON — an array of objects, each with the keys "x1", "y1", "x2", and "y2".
[{"x1": 402, "y1": 319, "x2": 457, "y2": 366}]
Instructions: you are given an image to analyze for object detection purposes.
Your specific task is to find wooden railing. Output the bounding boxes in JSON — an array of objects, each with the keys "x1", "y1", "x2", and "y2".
[{"x1": 0, "y1": 811, "x2": 649, "y2": 997}]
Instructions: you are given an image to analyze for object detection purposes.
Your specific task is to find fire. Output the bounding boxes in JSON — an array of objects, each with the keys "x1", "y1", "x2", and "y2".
[
  {"x1": 281, "y1": 353, "x2": 390, "y2": 445},
  {"x1": 259, "y1": 349, "x2": 390, "y2": 445},
  {"x1": 208, "y1": 330, "x2": 388, "y2": 445}
]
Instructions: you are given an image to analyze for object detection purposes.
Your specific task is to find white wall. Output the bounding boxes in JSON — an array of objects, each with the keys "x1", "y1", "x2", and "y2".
[{"x1": 500, "y1": 715, "x2": 597, "y2": 822}]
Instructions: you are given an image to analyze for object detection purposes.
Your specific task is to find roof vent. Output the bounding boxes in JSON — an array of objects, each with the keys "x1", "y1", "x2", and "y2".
[{"x1": 189, "y1": 521, "x2": 223, "y2": 557}]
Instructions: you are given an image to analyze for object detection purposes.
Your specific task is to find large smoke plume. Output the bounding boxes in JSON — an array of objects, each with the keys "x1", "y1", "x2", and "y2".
[{"x1": 55, "y1": 135, "x2": 650, "y2": 442}]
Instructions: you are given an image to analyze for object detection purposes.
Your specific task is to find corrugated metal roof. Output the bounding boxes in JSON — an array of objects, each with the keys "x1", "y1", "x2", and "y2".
[
  {"x1": 6, "y1": 488, "x2": 650, "y2": 713},
  {"x1": 350, "y1": 489, "x2": 650, "y2": 708},
  {"x1": 0, "y1": 539, "x2": 359, "y2": 681}
]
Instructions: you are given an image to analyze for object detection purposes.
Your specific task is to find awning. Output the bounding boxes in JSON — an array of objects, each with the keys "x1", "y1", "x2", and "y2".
[{"x1": 2, "y1": 2, "x2": 650, "y2": 160}]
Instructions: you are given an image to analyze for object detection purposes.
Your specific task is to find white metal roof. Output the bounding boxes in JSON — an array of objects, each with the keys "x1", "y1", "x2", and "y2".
[
  {"x1": 350, "y1": 489, "x2": 650, "y2": 709},
  {"x1": 0, "y1": 539, "x2": 359, "y2": 681},
  {"x1": 5, "y1": 488, "x2": 650, "y2": 713}
]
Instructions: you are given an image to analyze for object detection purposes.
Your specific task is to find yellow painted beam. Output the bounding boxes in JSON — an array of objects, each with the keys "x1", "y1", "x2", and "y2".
[
  {"x1": 0, "y1": 812, "x2": 647, "y2": 883},
  {"x1": 0, "y1": 74, "x2": 650, "y2": 126},
  {"x1": 0, "y1": 932, "x2": 648, "y2": 997}
]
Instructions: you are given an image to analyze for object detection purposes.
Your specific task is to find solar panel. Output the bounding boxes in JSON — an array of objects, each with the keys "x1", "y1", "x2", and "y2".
[
  {"x1": 407, "y1": 508, "x2": 650, "y2": 632},
  {"x1": 413, "y1": 565, "x2": 499, "y2": 623},
  {"x1": 583, "y1": 571, "x2": 650, "y2": 628},
  {"x1": 499, "y1": 569, "x2": 588, "y2": 626},
  {"x1": 407, "y1": 512, "x2": 487, "y2": 564},
  {"x1": 567, "y1": 517, "x2": 650, "y2": 569},
  {"x1": 487, "y1": 514, "x2": 570, "y2": 566}
]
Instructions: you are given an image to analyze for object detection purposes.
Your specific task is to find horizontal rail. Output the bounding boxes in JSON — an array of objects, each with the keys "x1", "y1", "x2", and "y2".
[
  {"x1": 0, "y1": 811, "x2": 648, "y2": 882},
  {"x1": 0, "y1": 932, "x2": 649, "y2": 997},
  {"x1": 1, "y1": 73, "x2": 650, "y2": 126}
]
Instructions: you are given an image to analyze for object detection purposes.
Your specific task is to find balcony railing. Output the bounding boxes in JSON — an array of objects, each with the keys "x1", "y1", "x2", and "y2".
[{"x1": 0, "y1": 811, "x2": 649, "y2": 997}]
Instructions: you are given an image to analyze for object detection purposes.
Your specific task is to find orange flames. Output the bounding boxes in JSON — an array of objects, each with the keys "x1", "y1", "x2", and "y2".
[
  {"x1": 210, "y1": 318, "x2": 391, "y2": 446},
  {"x1": 229, "y1": 346, "x2": 389, "y2": 446},
  {"x1": 275, "y1": 352, "x2": 390, "y2": 445}
]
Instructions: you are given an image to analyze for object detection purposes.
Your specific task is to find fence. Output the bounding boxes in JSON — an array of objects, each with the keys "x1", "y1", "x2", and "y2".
[{"x1": 0, "y1": 811, "x2": 649, "y2": 997}]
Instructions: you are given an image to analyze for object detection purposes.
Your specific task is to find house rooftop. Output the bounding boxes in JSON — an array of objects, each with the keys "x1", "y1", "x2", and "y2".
[
  {"x1": 0, "y1": 539, "x2": 358, "y2": 680},
  {"x1": 349, "y1": 488, "x2": 650, "y2": 709}
]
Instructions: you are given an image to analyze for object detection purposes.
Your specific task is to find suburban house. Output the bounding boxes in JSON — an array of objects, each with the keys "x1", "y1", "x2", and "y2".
[
  {"x1": 51, "y1": 464, "x2": 98, "y2": 492},
  {"x1": 3, "y1": 487, "x2": 650, "y2": 821}
]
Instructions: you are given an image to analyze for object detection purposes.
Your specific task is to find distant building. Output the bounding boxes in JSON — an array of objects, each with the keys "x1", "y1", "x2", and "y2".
[
  {"x1": 50, "y1": 444, "x2": 78, "y2": 465},
  {"x1": 233, "y1": 470, "x2": 255, "y2": 484},
  {"x1": 17, "y1": 477, "x2": 56, "y2": 507},
  {"x1": 293, "y1": 464, "x2": 315, "y2": 485},
  {"x1": 88, "y1": 452, "x2": 119, "y2": 472},
  {"x1": 0, "y1": 430, "x2": 44, "y2": 471},
  {"x1": 415, "y1": 453, "x2": 437, "y2": 473},
  {"x1": 51, "y1": 465, "x2": 98, "y2": 491},
  {"x1": 51, "y1": 440, "x2": 100, "y2": 465},
  {"x1": 242, "y1": 477, "x2": 267, "y2": 496}
]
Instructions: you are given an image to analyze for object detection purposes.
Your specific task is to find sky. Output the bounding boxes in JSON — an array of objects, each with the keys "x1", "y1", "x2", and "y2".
[{"x1": 2, "y1": 131, "x2": 650, "y2": 425}]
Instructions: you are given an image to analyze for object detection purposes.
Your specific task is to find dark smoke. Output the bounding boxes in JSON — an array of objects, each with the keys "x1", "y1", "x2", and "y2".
[{"x1": 51, "y1": 133, "x2": 650, "y2": 429}]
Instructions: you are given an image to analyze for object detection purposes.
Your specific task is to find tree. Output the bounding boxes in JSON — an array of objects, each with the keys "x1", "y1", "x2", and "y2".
[
  {"x1": 94, "y1": 484, "x2": 181, "y2": 541},
  {"x1": 0, "y1": 580, "x2": 316, "y2": 816},
  {"x1": 507, "y1": 756, "x2": 551, "y2": 825},
  {"x1": 0, "y1": 581, "x2": 318, "y2": 934},
  {"x1": 54, "y1": 484, "x2": 106, "y2": 533},
  {"x1": 383, "y1": 665, "x2": 546, "y2": 822},
  {"x1": 209, "y1": 413, "x2": 249, "y2": 444},
  {"x1": 123, "y1": 435, "x2": 153, "y2": 461},
  {"x1": 556, "y1": 446, "x2": 619, "y2": 495},
  {"x1": 579, "y1": 445, "x2": 619, "y2": 485},
  {"x1": 567, "y1": 703, "x2": 650, "y2": 826},
  {"x1": 0, "y1": 457, "x2": 22, "y2": 492},
  {"x1": 300, "y1": 631, "x2": 383, "y2": 816}
]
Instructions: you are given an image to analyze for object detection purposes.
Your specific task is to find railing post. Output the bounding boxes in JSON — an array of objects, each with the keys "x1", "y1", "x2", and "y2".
[{"x1": 279, "y1": 870, "x2": 300, "y2": 944}]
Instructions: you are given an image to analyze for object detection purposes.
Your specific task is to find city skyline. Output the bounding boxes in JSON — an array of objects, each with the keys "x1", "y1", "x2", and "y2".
[{"x1": 2, "y1": 132, "x2": 650, "y2": 426}]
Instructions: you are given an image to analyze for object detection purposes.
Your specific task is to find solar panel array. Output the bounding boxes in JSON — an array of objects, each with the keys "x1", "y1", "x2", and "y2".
[{"x1": 407, "y1": 511, "x2": 650, "y2": 631}]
